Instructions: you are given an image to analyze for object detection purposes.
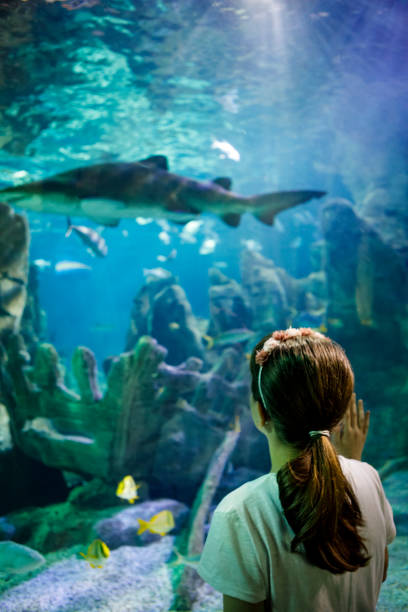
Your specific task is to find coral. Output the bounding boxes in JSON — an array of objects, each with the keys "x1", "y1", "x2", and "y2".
[{"x1": 3, "y1": 333, "x2": 250, "y2": 506}]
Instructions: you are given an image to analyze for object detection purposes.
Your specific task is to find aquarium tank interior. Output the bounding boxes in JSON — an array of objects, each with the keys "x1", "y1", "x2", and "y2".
[{"x1": 0, "y1": 0, "x2": 407, "y2": 610}]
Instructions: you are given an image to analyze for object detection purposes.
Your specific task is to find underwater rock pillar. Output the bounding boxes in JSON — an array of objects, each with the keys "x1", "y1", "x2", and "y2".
[
  {"x1": 241, "y1": 248, "x2": 294, "y2": 334},
  {"x1": 321, "y1": 199, "x2": 408, "y2": 464},
  {"x1": 172, "y1": 423, "x2": 241, "y2": 610},
  {"x1": 0, "y1": 203, "x2": 30, "y2": 334},
  {"x1": 208, "y1": 267, "x2": 251, "y2": 335},
  {"x1": 107, "y1": 335, "x2": 168, "y2": 479},
  {"x1": 125, "y1": 270, "x2": 204, "y2": 365}
]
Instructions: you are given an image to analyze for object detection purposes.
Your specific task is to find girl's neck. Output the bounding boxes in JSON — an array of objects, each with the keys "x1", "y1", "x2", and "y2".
[{"x1": 266, "y1": 429, "x2": 300, "y2": 473}]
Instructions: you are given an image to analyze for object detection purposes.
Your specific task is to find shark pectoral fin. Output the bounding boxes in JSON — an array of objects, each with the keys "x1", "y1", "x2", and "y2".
[
  {"x1": 81, "y1": 199, "x2": 122, "y2": 227},
  {"x1": 165, "y1": 194, "x2": 200, "y2": 216},
  {"x1": 138, "y1": 155, "x2": 169, "y2": 171},
  {"x1": 253, "y1": 209, "x2": 275, "y2": 225},
  {"x1": 220, "y1": 213, "x2": 241, "y2": 227},
  {"x1": 84, "y1": 216, "x2": 120, "y2": 228},
  {"x1": 172, "y1": 219, "x2": 191, "y2": 225},
  {"x1": 213, "y1": 177, "x2": 232, "y2": 191},
  {"x1": 92, "y1": 218, "x2": 120, "y2": 227}
]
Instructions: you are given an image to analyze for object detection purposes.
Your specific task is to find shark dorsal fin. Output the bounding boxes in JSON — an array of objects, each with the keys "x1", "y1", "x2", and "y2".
[
  {"x1": 221, "y1": 213, "x2": 241, "y2": 227},
  {"x1": 138, "y1": 155, "x2": 169, "y2": 171},
  {"x1": 213, "y1": 177, "x2": 232, "y2": 190}
]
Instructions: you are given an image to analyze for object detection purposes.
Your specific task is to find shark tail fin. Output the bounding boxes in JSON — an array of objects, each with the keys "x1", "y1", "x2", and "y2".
[
  {"x1": 252, "y1": 190, "x2": 326, "y2": 226},
  {"x1": 65, "y1": 217, "x2": 73, "y2": 238}
]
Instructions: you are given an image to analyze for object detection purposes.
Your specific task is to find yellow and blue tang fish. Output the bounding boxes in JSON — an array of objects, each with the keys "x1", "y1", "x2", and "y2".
[
  {"x1": 137, "y1": 510, "x2": 175, "y2": 537},
  {"x1": 116, "y1": 475, "x2": 141, "y2": 504},
  {"x1": 80, "y1": 539, "x2": 110, "y2": 569}
]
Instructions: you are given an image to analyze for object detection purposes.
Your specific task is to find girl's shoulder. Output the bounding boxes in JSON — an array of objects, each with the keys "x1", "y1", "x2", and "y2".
[
  {"x1": 338, "y1": 455, "x2": 386, "y2": 500},
  {"x1": 216, "y1": 472, "x2": 278, "y2": 515},
  {"x1": 338, "y1": 455, "x2": 380, "y2": 481}
]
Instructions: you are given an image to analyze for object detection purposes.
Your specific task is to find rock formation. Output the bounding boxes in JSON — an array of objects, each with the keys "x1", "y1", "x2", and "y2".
[
  {"x1": 0, "y1": 204, "x2": 66, "y2": 514},
  {"x1": 0, "y1": 202, "x2": 29, "y2": 334},
  {"x1": 173, "y1": 417, "x2": 241, "y2": 610},
  {"x1": 207, "y1": 267, "x2": 251, "y2": 335},
  {"x1": 125, "y1": 269, "x2": 205, "y2": 365},
  {"x1": 2, "y1": 333, "x2": 251, "y2": 505},
  {"x1": 321, "y1": 199, "x2": 408, "y2": 464}
]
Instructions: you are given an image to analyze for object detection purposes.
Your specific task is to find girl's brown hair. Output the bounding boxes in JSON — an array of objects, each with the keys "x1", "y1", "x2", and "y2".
[{"x1": 249, "y1": 329, "x2": 370, "y2": 574}]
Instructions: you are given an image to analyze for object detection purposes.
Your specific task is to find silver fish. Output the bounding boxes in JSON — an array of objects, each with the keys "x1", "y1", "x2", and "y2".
[
  {"x1": 54, "y1": 261, "x2": 92, "y2": 273},
  {"x1": 66, "y1": 217, "x2": 108, "y2": 257},
  {"x1": 0, "y1": 155, "x2": 326, "y2": 227},
  {"x1": 211, "y1": 328, "x2": 256, "y2": 347}
]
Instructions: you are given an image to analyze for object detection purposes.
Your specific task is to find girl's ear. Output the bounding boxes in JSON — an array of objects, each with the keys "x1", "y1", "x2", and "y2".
[
  {"x1": 250, "y1": 395, "x2": 270, "y2": 431},
  {"x1": 257, "y1": 400, "x2": 269, "y2": 427}
]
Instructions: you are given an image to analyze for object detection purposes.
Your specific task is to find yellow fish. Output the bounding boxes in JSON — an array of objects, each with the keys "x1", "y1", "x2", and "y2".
[
  {"x1": 80, "y1": 539, "x2": 110, "y2": 568},
  {"x1": 327, "y1": 318, "x2": 344, "y2": 329},
  {"x1": 359, "y1": 318, "x2": 374, "y2": 327},
  {"x1": 168, "y1": 549, "x2": 201, "y2": 571},
  {"x1": 137, "y1": 510, "x2": 175, "y2": 536},
  {"x1": 169, "y1": 322, "x2": 180, "y2": 330},
  {"x1": 116, "y1": 475, "x2": 141, "y2": 504},
  {"x1": 202, "y1": 334, "x2": 214, "y2": 349}
]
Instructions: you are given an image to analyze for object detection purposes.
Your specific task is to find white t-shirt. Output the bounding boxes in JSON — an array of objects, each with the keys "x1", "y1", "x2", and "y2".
[{"x1": 197, "y1": 456, "x2": 396, "y2": 612}]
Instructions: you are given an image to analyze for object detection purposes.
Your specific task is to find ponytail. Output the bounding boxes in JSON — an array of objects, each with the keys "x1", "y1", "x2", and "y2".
[
  {"x1": 250, "y1": 329, "x2": 371, "y2": 575},
  {"x1": 277, "y1": 436, "x2": 370, "y2": 573}
]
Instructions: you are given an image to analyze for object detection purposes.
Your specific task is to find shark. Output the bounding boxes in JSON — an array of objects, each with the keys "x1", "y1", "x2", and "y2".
[{"x1": 0, "y1": 155, "x2": 326, "y2": 227}]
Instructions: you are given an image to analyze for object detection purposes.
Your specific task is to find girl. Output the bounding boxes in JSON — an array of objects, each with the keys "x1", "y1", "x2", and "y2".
[{"x1": 197, "y1": 328, "x2": 396, "y2": 612}]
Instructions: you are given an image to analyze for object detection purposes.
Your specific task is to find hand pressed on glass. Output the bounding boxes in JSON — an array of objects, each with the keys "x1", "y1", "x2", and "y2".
[{"x1": 332, "y1": 393, "x2": 370, "y2": 460}]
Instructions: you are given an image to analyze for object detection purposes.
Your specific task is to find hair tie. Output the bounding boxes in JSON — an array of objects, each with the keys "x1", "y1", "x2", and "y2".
[{"x1": 309, "y1": 430, "x2": 330, "y2": 439}]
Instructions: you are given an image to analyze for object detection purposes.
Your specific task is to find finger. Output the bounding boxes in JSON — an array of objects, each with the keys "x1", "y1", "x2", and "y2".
[
  {"x1": 363, "y1": 410, "x2": 370, "y2": 436},
  {"x1": 349, "y1": 393, "x2": 357, "y2": 428},
  {"x1": 357, "y1": 398, "x2": 364, "y2": 428},
  {"x1": 331, "y1": 424, "x2": 342, "y2": 442},
  {"x1": 344, "y1": 400, "x2": 352, "y2": 430}
]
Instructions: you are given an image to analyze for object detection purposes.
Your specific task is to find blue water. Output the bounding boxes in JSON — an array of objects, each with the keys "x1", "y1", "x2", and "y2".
[
  {"x1": 0, "y1": 2, "x2": 407, "y2": 610},
  {"x1": 0, "y1": 0, "x2": 406, "y2": 387}
]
